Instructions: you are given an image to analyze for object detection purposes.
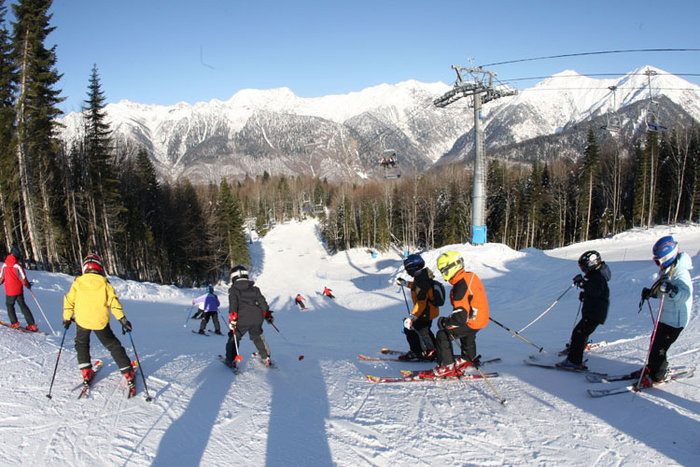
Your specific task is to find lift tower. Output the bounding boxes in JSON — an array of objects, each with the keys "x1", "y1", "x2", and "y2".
[{"x1": 434, "y1": 66, "x2": 516, "y2": 244}]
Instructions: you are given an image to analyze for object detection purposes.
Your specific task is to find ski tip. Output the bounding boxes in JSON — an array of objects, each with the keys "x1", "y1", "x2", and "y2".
[
  {"x1": 366, "y1": 375, "x2": 380, "y2": 383},
  {"x1": 400, "y1": 370, "x2": 413, "y2": 376}
]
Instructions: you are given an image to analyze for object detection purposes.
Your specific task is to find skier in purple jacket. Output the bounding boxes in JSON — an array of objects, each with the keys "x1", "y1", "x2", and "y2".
[{"x1": 193, "y1": 285, "x2": 222, "y2": 334}]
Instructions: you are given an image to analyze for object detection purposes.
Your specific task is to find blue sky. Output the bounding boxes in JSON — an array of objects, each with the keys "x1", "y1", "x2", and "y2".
[{"x1": 45, "y1": 0, "x2": 700, "y2": 114}]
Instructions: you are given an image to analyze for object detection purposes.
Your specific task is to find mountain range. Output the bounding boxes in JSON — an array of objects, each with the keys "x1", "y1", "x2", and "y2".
[{"x1": 58, "y1": 65, "x2": 700, "y2": 183}]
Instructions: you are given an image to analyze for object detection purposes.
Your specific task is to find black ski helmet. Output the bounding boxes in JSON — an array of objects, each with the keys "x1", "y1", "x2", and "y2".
[
  {"x1": 403, "y1": 254, "x2": 425, "y2": 276},
  {"x1": 578, "y1": 250, "x2": 602, "y2": 273},
  {"x1": 10, "y1": 246, "x2": 21, "y2": 259},
  {"x1": 230, "y1": 265, "x2": 249, "y2": 282}
]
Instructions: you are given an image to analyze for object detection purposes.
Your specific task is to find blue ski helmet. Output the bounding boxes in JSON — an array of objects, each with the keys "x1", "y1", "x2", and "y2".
[
  {"x1": 403, "y1": 254, "x2": 425, "y2": 276},
  {"x1": 206, "y1": 285, "x2": 214, "y2": 294},
  {"x1": 652, "y1": 236, "x2": 678, "y2": 268}
]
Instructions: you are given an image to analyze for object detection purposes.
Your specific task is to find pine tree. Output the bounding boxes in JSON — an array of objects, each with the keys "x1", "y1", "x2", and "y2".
[
  {"x1": 11, "y1": 0, "x2": 65, "y2": 264},
  {"x1": 219, "y1": 179, "x2": 250, "y2": 269}
]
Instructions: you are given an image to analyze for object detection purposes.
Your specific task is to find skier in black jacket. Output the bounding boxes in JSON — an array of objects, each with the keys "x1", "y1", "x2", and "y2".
[
  {"x1": 225, "y1": 265, "x2": 274, "y2": 367},
  {"x1": 558, "y1": 250, "x2": 611, "y2": 370}
]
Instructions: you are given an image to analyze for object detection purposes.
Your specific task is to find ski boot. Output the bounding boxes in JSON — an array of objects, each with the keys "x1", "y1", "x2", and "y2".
[
  {"x1": 9, "y1": 322, "x2": 20, "y2": 329},
  {"x1": 398, "y1": 351, "x2": 421, "y2": 362},
  {"x1": 432, "y1": 363, "x2": 461, "y2": 378},
  {"x1": 81, "y1": 367, "x2": 95, "y2": 383},
  {"x1": 556, "y1": 358, "x2": 587, "y2": 370},
  {"x1": 26, "y1": 324, "x2": 38, "y2": 332},
  {"x1": 124, "y1": 370, "x2": 136, "y2": 397}
]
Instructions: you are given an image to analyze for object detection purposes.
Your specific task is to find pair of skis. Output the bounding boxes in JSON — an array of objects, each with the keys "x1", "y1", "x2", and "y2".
[
  {"x1": 365, "y1": 354, "x2": 501, "y2": 383},
  {"x1": 77, "y1": 360, "x2": 138, "y2": 399},
  {"x1": 525, "y1": 357, "x2": 695, "y2": 397},
  {"x1": 0, "y1": 320, "x2": 49, "y2": 335}
]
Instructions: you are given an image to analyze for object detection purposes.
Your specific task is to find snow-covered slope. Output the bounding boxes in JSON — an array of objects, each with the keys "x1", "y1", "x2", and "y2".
[{"x1": 1, "y1": 221, "x2": 698, "y2": 465}]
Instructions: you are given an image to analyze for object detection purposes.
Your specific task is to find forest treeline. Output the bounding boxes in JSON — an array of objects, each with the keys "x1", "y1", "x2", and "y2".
[{"x1": 0, "y1": 1, "x2": 698, "y2": 287}]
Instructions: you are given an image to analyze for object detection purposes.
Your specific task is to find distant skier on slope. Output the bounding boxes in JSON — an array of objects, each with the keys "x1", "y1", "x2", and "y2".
[
  {"x1": 294, "y1": 294, "x2": 307, "y2": 310},
  {"x1": 557, "y1": 251, "x2": 610, "y2": 371},
  {"x1": 322, "y1": 287, "x2": 335, "y2": 299},
  {"x1": 633, "y1": 236, "x2": 693, "y2": 387},
  {"x1": 193, "y1": 285, "x2": 222, "y2": 335},
  {"x1": 225, "y1": 266, "x2": 274, "y2": 367},
  {"x1": 431, "y1": 251, "x2": 489, "y2": 377},
  {"x1": 0, "y1": 246, "x2": 38, "y2": 331},
  {"x1": 396, "y1": 253, "x2": 439, "y2": 361},
  {"x1": 62, "y1": 254, "x2": 135, "y2": 391}
]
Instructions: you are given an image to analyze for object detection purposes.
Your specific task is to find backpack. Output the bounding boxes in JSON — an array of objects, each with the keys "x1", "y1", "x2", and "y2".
[{"x1": 431, "y1": 280, "x2": 446, "y2": 307}]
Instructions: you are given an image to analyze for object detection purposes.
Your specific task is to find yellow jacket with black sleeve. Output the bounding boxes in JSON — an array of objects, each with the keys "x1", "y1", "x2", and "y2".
[{"x1": 63, "y1": 272, "x2": 125, "y2": 330}]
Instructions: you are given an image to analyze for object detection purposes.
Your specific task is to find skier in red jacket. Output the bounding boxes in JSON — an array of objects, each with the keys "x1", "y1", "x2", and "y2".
[{"x1": 0, "y1": 247, "x2": 38, "y2": 331}]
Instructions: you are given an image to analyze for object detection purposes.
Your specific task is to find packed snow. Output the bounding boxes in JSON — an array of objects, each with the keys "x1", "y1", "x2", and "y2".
[{"x1": 0, "y1": 220, "x2": 698, "y2": 466}]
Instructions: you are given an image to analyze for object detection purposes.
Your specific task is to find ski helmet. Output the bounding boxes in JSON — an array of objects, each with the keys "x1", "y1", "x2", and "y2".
[
  {"x1": 578, "y1": 250, "x2": 602, "y2": 273},
  {"x1": 82, "y1": 253, "x2": 104, "y2": 275},
  {"x1": 230, "y1": 265, "x2": 249, "y2": 282},
  {"x1": 403, "y1": 254, "x2": 425, "y2": 276},
  {"x1": 206, "y1": 285, "x2": 214, "y2": 294},
  {"x1": 653, "y1": 236, "x2": 678, "y2": 268},
  {"x1": 9, "y1": 246, "x2": 21, "y2": 259},
  {"x1": 437, "y1": 251, "x2": 464, "y2": 281}
]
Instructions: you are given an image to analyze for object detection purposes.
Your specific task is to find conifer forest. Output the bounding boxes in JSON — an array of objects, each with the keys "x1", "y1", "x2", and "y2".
[{"x1": 0, "y1": 1, "x2": 698, "y2": 286}]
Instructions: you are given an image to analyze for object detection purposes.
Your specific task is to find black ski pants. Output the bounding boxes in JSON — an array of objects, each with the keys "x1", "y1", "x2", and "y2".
[
  {"x1": 436, "y1": 325, "x2": 478, "y2": 366},
  {"x1": 199, "y1": 311, "x2": 221, "y2": 333},
  {"x1": 226, "y1": 323, "x2": 269, "y2": 363},
  {"x1": 75, "y1": 324, "x2": 132, "y2": 374},
  {"x1": 648, "y1": 322, "x2": 683, "y2": 381},
  {"x1": 567, "y1": 317, "x2": 600, "y2": 365},
  {"x1": 6, "y1": 293, "x2": 35, "y2": 326},
  {"x1": 405, "y1": 318, "x2": 436, "y2": 355}
]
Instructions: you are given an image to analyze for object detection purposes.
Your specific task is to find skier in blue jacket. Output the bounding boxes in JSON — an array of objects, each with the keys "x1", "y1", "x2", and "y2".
[
  {"x1": 193, "y1": 285, "x2": 222, "y2": 335},
  {"x1": 636, "y1": 235, "x2": 693, "y2": 386}
]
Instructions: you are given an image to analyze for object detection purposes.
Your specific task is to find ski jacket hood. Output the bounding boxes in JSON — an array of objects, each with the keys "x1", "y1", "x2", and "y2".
[
  {"x1": 659, "y1": 252, "x2": 693, "y2": 328},
  {"x1": 63, "y1": 272, "x2": 125, "y2": 330},
  {"x1": 0, "y1": 254, "x2": 30, "y2": 296}
]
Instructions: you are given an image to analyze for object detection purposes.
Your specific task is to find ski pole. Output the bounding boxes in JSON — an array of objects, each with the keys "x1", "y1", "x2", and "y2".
[
  {"x1": 646, "y1": 300, "x2": 656, "y2": 325},
  {"x1": 571, "y1": 300, "x2": 582, "y2": 331},
  {"x1": 127, "y1": 331, "x2": 153, "y2": 402},
  {"x1": 28, "y1": 289, "x2": 57, "y2": 336},
  {"x1": 46, "y1": 326, "x2": 68, "y2": 399},
  {"x1": 518, "y1": 283, "x2": 574, "y2": 334},
  {"x1": 473, "y1": 365, "x2": 507, "y2": 405},
  {"x1": 182, "y1": 305, "x2": 195, "y2": 327},
  {"x1": 232, "y1": 326, "x2": 243, "y2": 362},
  {"x1": 489, "y1": 317, "x2": 544, "y2": 352},
  {"x1": 635, "y1": 295, "x2": 665, "y2": 391}
]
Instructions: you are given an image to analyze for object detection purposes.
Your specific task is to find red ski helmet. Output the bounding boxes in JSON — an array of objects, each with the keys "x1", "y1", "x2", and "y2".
[{"x1": 82, "y1": 254, "x2": 104, "y2": 275}]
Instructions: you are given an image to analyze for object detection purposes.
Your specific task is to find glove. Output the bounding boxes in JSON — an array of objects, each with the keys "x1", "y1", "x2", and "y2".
[
  {"x1": 468, "y1": 307, "x2": 478, "y2": 321},
  {"x1": 437, "y1": 317, "x2": 448, "y2": 330},
  {"x1": 119, "y1": 317, "x2": 132, "y2": 334},
  {"x1": 229, "y1": 312, "x2": 238, "y2": 330},
  {"x1": 579, "y1": 292, "x2": 585, "y2": 302},
  {"x1": 397, "y1": 277, "x2": 408, "y2": 287},
  {"x1": 26, "y1": 281, "x2": 32, "y2": 290},
  {"x1": 403, "y1": 316, "x2": 415, "y2": 330},
  {"x1": 641, "y1": 287, "x2": 652, "y2": 301},
  {"x1": 264, "y1": 311, "x2": 274, "y2": 324},
  {"x1": 191, "y1": 300, "x2": 195, "y2": 305},
  {"x1": 657, "y1": 280, "x2": 678, "y2": 296},
  {"x1": 63, "y1": 319, "x2": 72, "y2": 329},
  {"x1": 572, "y1": 274, "x2": 584, "y2": 288}
]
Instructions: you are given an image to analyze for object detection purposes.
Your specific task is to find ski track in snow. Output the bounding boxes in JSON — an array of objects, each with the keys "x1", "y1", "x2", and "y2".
[{"x1": 0, "y1": 220, "x2": 698, "y2": 465}]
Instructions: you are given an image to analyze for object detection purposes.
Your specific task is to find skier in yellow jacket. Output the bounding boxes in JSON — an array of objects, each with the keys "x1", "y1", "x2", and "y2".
[{"x1": 63, "y1": 254, "x2": 135, "y2": 389}]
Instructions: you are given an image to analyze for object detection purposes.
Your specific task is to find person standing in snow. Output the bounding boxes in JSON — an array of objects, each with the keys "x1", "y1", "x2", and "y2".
[
  {"x1": 322, "y1": 286, "x2": 335, "y2": 299},
  {"x1": 557, "y1": 251, "x2": 611, "y2": 370},
  {"x1": 634, "y1": 236, "x2": 693, "y2": 387},
  {"x1": 294, "y1": 294, "x2": 307, "y2": 310},
  {"x1": 193, "y1": 285, "x2": 222, "y2": 334},
  {"x1": 0, "y1": 246, "x2": 38, "y2": 332},
  {"x1": 396, "y1": 253, "x2": 438, "y2": 361},
  {"x1": 432, "y1": 251, "x2": 489, "y2": 377},
  {"x1": 225, "y1": 265, "x2": 274, "y2": 367},
  {"x1": 62, "y1": 254, "x2": 135, "y2": 390}
]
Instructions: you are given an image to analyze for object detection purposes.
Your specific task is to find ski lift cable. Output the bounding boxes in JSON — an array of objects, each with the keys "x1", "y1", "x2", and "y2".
[{"x1": 480, "y1": 48, "x2": 700, "y2": 68}]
